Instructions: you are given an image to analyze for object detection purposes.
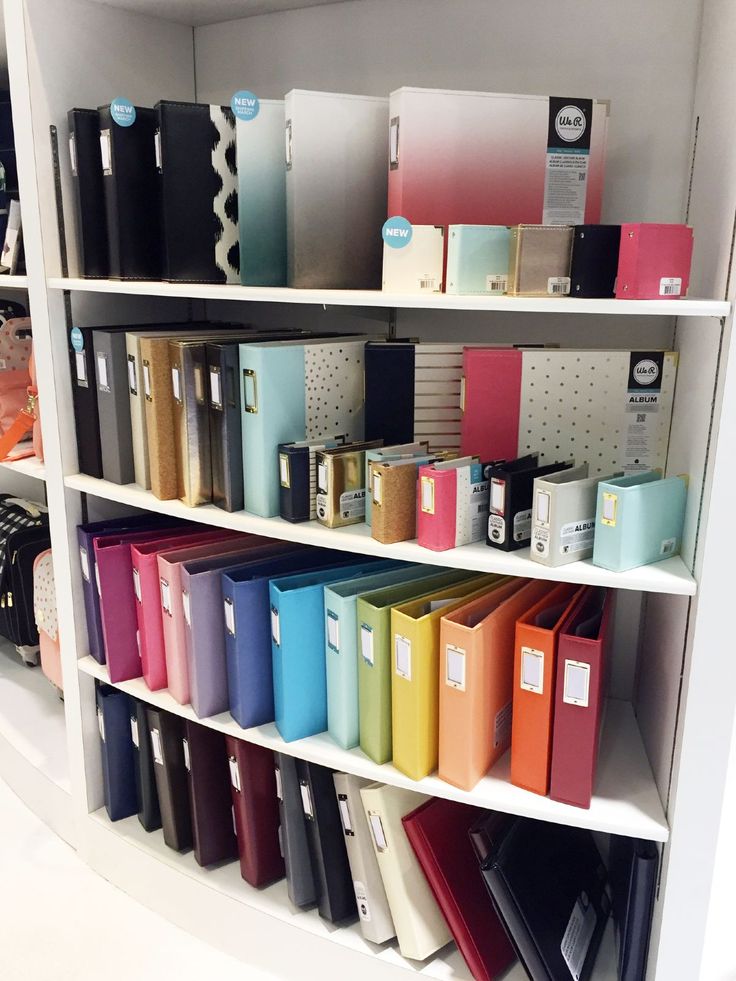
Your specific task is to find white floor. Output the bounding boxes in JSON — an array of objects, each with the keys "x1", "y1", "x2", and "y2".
[{"x1": 0, "y1": 777, "x2": 280, "y2": 981}]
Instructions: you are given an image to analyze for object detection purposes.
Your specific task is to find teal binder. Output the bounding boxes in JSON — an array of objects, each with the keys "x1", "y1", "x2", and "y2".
[
  {"x1": 446, "y1": 225, "x2": 511, "y2": 295},
  {"x1": 592, "y1": 471, "x2": 687, "y2": 572},
  {"x1": 270, "y1": 559, "x2": 390, "y2": 742},
  {"x1": 323, "y1": 563, "x2": 430, "y2": 749}
]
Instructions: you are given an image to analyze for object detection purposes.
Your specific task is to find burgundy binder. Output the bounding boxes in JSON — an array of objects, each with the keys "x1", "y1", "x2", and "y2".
[
  {"x1": 225, "y1": 735, "x2": 285, "y2": 887},
  {"x1": 403, "y1": 798, "x2": 515, "y2": 981},
  {"x1": 184, "y1": 721, "x2": 238, "y2": 867},
  {"x1": 549, "y1": 587, "x2": 614, "y2": 809}
]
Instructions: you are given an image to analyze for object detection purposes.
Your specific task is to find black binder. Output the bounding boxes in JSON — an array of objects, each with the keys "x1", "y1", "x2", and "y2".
[
  {"x1": 155, "y1": 101, "x2": 239, "y2": 284},
  {"x1": 208, "y1": 340, "x2": 245, "y2": 513},
  {"x1": 297, "y1": 760, "x2": 357, "y2": 923},
  {"x1": 68, "y1": 108, "x2": 109, "y2": 278},
  {"x1": 146, "y1": 707, "x2": 192, "y2": 852},
  {"x1": 184, "y1": 721, "x2": 238, "y2": 868},
  {"x1": 470, "y1": 813, "x2": 610, "y2": 981},
  {"x1": 364, "y1": 341, "x2": 415, "y2": 446},
  {"x1": 610, "y1": 836, "x2": 658, "y2": 981},
  {"x1": 570, "y1": 225, "x2": 621, "y2": 299},
  {"x1": 129, "y1": 698, "x2": 161, "y2": 832},
  {"x1": 98, "y1": 104, "x2": 161, "y2": 280},
  {"x1": 275, "y1": 752, "x2": 318, "y2": 909},
  {"x1": 96, "y1": 684, "x2": 137, "y2": 822},
  {"x1": 487, "y1": 455, "x2": 574, "y2": 551}
]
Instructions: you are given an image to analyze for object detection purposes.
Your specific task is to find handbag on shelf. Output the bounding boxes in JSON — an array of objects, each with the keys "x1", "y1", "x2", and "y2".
[
  {"x1": 0, "y1": 312, "x2": 42, "y2": 463},
  {"x1": 33, "y1": 548, "x2": 61, "y2": 691}
]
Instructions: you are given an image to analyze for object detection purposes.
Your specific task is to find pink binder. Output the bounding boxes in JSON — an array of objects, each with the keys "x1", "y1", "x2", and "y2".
[
  {"x1": 460, "y1": 348, "x2": 522, "y2": 460},
  {"x1": 615, "y1": 223, "x2": 693, "y2": 300},
  {"x1": 158, "y1": 536, "x2": 274, "y2": 705},
  {"x1": 94, "y1": 527, "x2": 194, "y2": 683},
  {"x1": 132, "y1": 528, "x2": 244, "y2": 691}
]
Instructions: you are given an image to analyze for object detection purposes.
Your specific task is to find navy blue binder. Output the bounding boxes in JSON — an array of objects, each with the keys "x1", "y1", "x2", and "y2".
[
  {"x1": 96, "y1": 684, "x2": 137, "y2": 822},
  {"x1": 364, "y1": 342, "x2": 415, "y2": 445},
  {"x1": 570, "y1": 225, "x2": 621, "y2": 299}
]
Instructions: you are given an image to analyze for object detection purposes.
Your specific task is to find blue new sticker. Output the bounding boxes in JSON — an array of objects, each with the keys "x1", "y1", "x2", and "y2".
[
  {"x1": 110, "y1": 98, "x2": 136, "y2": 127},
  {"x1": 70, "y1": 326, "x2": 84, "y2": 352},
  {"x1": 382, "y1": 216, "x2": 413, "y2": 249},
  {"x1": 231, "y1": 90, "x2": 260, "y2": 122}
]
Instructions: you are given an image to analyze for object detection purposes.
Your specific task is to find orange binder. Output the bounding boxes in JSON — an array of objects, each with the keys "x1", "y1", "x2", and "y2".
[
  {"x1": 510, "y1": 582, "x2": 585, "y2": 796},
  {"x1": 438, "y1": 577, "x2": 558, "y2": 791}
]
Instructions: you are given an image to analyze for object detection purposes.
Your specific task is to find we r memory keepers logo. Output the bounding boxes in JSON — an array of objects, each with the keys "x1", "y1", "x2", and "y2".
[
  {"x1": 554, "y1": 105, "x2": 586, "y2": 143},
  {"x1": 632, "y1": 358, "x2": 660, "y2": 386}
]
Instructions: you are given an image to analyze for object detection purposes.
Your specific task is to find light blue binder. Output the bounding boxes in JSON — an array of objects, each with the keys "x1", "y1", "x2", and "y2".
[
  {"x1": 445, "y1": 225, "x2": 511, "y2": 295},
  {"x1": 364, "y1": 443, "x2": 432, "y2": 526},
  {"x1": 270, "y1": 559, "x2": 388, "y2": 742},
  {"x1": 241, "y1": 336, "x2": 369, "y2": 518},
  {"x1": 592, "y1": 471, "x2": 687, "y2": 572},
  {"x1": 323, "y1": 563, "x2": 433, "y2": 750},
  {"x1": 237, "y1": 99, "x2": 287, "y2": 286}
]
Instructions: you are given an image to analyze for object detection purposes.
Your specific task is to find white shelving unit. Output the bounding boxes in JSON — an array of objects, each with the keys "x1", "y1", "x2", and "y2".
[
  {"x1": 3, "y1": 0, "x2": 736, "y2": 978},
  {"x1": 0, "y1": 455, "x2": 46, "y2": 480}
]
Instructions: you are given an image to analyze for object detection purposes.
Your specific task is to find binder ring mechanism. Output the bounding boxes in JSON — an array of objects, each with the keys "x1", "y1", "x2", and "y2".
[{"x1": 243, "y1": 369, "x2": 258, "y2": 413}]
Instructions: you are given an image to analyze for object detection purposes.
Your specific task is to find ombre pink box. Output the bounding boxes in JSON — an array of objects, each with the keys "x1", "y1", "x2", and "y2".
[
  {"x1": 387, "y1": 88, "x2": 609, "y2": 227},
  {"x1": 615, "y1": 223, "x2": 693, "y2": 299}
]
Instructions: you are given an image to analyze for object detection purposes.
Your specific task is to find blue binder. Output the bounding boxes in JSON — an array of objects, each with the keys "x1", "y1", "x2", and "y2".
[
  {"x1": 592, "y1": 472, "x2": 687, "y2": 572},
  {"x1": 446, "y1": 225, "x2": 511, "y2": 295},
  {"x1": 96, "y1": 684, "x2": 137, "y2": 821},
  {"x1": 323, "y1": 563, "x2": 435, "y2": 749},
  {"x1": 270, "y1": 559, "x2": 387, "y2": 742},
  {"x1": 222, "y1": 548, "x2": 349, "y2": 730}
]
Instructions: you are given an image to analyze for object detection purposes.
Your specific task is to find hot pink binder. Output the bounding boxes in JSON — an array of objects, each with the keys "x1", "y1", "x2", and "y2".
[
  {"x1": 94, "y1": 527, "x2": 194, "y2": 683},
  {"x1": 416, "y1": 462, "x2": 461, "y2": 551},
  {"x1": 460, "y1": 348, "x2": 522, "y2": 460},
  {"x1": 131, "y1": 528, "x2": 243, "y2": 691},
  {"x1": 158, "y1": 536, "x2": 273, "y2": 705},
  {"x1": 615, "y1": 223, "x2": 693, "y2": 300}
]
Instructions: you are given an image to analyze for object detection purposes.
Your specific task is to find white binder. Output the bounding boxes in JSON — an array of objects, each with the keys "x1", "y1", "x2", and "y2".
[{"x1": 382, "y1": 225, "x2": 445, "y2": 294}]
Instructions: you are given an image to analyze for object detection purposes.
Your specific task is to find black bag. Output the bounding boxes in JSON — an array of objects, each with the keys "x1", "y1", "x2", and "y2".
[{"x1": 0, "y1": 495, "x2": 50, "y2": 663}]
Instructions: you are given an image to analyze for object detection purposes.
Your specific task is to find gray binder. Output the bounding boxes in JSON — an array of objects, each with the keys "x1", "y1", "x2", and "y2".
[
  {"x1": 285, "y1": 89, "x2": 388, "y2": 289},
  {"x1": 531, "y1": 464, "x2": 623, "y2": 567},
  {"x1": 93, "y1": 328, "x2": 140, "y2": 485},
  {"x1": 333, "y1": 773, "x2": 396, "y2": 943},
  {"x1": 275, "y1": 752, "x2": 318, "y2": 909}
]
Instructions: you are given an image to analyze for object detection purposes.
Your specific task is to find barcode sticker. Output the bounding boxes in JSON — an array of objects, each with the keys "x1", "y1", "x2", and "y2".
[
  {"x1": 130, "y1": 715, "x2": 139, "y2": 747},
  {"x1": 419, "y1": 277, "x2": 436, "y2": 290},
  {"x1": 271, "y1": 606, "x2": 280, "y2": 645},
  {"x1": 209, "y1": 369, "x2": 222, "y2": 408},
  {"x1": 182, "y1": 737, "x2": 190, "y2": 771},
  {"x1": 171, "y1": 366, "x2": 181, "y2": 402},
  {"x1": 132, "y1": 567, "x2": 141, "y2": 602},
  {"x1": 182, "y1": 590, "x2": 191, "y2": 626},
  {"x1": 659, "y1": 277, "x2": 682, "y2": 296},
  {"x1": 150, "y1": 728, "x2": 163, "y2": 764},
  {"x1": 127, "y1": 355, "x2": 137, "y2": 395},
  {"x1": 75, "y1": 351, "x2": 87, "y2": 384},
  {"x1": 96, "y1": 353, "x2": 109, "y2": 391},
  {"x1": 79, "y1": 547, "x2": 90, "y2": 582},
  {"x1": 395, "y1": 634, "x2": 411, "y2": 680},
  {"x1": 547, "y1": 276, "x2": 571, "y2": 295},
  {"x1": 224, "y1": 597, "x2": 235, "y2": 635},
  {"x1": 660, "y1": 536, "x2": 677, "y2": 555},
  {"x1": 160, "y1": 577, "x2": 171, "y2": 615},
  {"x1": 360, "y1": 624, "x2": 374, "y2": 666},
  {"x1": 486, "y1": 274, "x2": 507, "y2": 293},
  {"x1": 228, "y1": 755, "x2": 241, "y2": 791},
  {"x1": 327, "y1": 611, "x2": 340, "y2": 652}
]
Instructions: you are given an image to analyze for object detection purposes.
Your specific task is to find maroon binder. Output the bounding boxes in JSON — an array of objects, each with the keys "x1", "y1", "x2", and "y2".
[
  {"x1": 225, "y1": 736, "x2": 284, "y2": 887},
  {"x1": 402, "y1": 798, "x2": 515, "y2": 980},
  {"x1": 184, "y1": 721, "x2": 238, "y2": 867},
  {"x1": 549, "y1": 587, "x2": 614, "y2": 809}
]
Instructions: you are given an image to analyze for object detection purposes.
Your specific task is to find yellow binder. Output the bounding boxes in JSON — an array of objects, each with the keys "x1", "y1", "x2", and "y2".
[{"x1": 391, "y1": 574, "x2": 507, "y2": 781}]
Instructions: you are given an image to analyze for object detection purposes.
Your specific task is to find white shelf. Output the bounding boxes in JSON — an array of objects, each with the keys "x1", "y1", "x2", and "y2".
[
  {"x1": 64, "y1": 473, "x2": 697, "y2": 596},
  {"x1": 0, "y1": 641, "x2": 74, "y2": 844},
  {"x1": 47, "y1": 276, "x2": 730, "y2": 317},
  {"x1": 0, "y1": 274, "x2": 29, "y2": 291},
  {"x1": 80, "y1": 656, "x2": 669, "y2": 842},
  {"x1": 86, "y1": 807, "x2": 618, "y2": 981},
  {"x1": 0, "y1": 455, "x2": 46, "y2": 480}
]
